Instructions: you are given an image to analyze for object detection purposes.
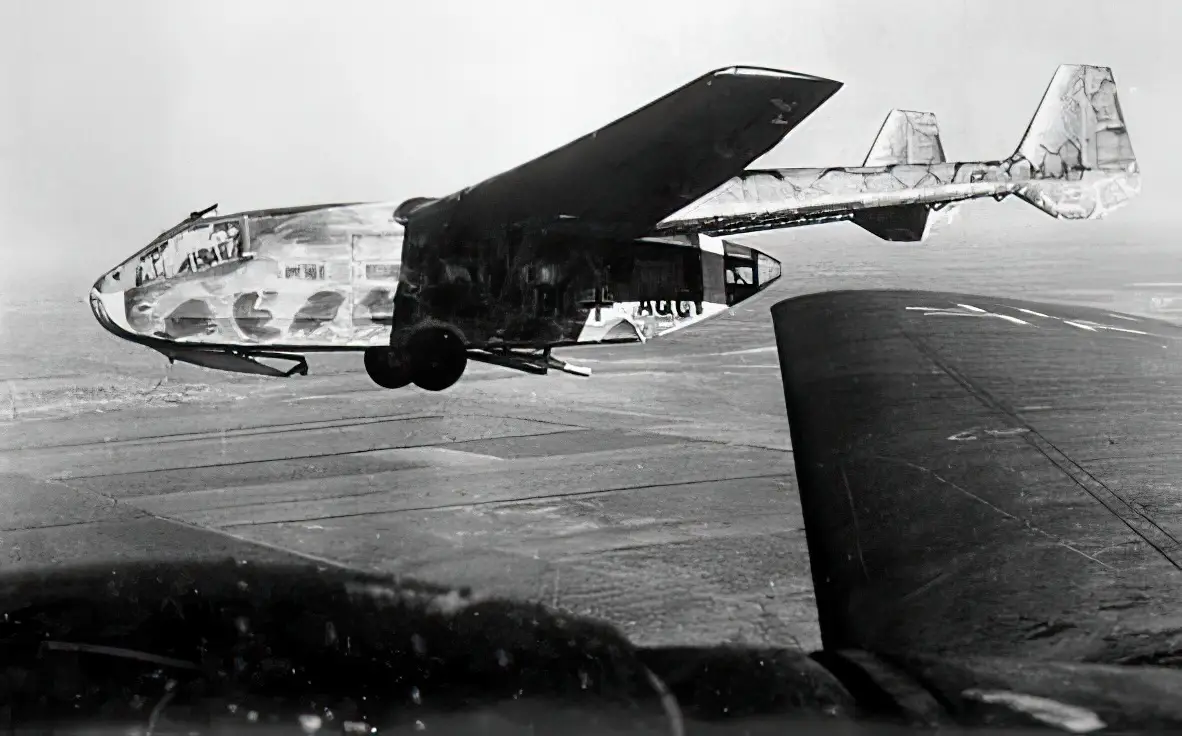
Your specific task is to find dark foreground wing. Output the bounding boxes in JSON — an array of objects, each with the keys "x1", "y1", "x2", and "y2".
[
  {"x1": 413, "y1": 67, "x2": 841, "y2": 240},
  {"x1": 771, "y1": 290, "x2": 1182, "y2": 665}
]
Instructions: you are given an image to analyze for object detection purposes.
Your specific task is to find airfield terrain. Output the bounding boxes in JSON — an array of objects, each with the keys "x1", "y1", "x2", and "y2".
[{"x1": 1, "y1": 217, "x2": 1179, "y2": 650}]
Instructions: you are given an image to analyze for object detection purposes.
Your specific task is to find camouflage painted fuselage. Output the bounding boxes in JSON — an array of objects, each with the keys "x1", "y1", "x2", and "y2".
[
  {"x1": 93, "y1": 203, "x2": 408, "y2": 350},
  {"x1": 90, "y1": 201, "x2": 761, "y2": 352}
]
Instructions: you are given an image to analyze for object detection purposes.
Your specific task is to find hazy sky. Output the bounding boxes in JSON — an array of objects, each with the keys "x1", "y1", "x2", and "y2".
[{"x1": 1, "y1": 0, "x2": 1176, "y2": 298}]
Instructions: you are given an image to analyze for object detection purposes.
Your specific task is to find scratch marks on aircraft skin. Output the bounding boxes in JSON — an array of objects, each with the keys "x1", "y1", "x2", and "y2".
[
  {"x1": 714, "y1": 346, "x2": 778, "y2": 356},
  {"x1": 948, "y1": 427, "x2": 1031, "y2": 442},
  {"x1": 905, "y1": 303, "x2": 1150, "y2": 335},
  {"x1": 1056, "y1": 319, "x2": 1148, "y2": 335},
  {"x1": 961, "y1": 690, "x2": 1106, "y2": 734},
  {"x1": 1087, "y1": 323, "x2": 1148, "y2": 335},
  {"x1": 1014, "y1": 307, "x2": 1051, "y2": 319},
  {"x1": 570, "y1": 346, "x2": 778, "y2": 365},
  {"x1": 905, "y1": 305, "x2": 1030, "y2": 326}
]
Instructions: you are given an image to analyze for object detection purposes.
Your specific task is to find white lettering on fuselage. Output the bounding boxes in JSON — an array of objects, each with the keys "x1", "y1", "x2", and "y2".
[{"x1": 634, "y1": 300, "x2": 704, "y2": 319}]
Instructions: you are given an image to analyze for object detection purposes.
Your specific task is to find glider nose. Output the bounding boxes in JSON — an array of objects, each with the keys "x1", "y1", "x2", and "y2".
[
  {"x1": 89, "y1": 283, "x2": 116, "y2": 335},
  {"x1": 89, "y1": 274, "x2": 136, "y2": 339}
]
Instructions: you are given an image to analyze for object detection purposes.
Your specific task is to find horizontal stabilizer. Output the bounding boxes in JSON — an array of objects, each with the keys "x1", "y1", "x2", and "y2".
[{"x1": 852, "y1": 205, "x2": 933, "y2": 241}]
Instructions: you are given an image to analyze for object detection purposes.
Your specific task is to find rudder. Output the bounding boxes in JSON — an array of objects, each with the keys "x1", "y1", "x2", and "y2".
[
  {"x1": 863, "y1": 109, "x2": 947, "y2": 167},
  {"x1": 1010, "y1": 64, "x2": 1140, "y2": 218}
]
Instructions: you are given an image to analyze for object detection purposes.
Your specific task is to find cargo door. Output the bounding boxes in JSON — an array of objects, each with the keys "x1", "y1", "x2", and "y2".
[{"x1": 350, "y1": 233, "x2": 403, "y2": 344}]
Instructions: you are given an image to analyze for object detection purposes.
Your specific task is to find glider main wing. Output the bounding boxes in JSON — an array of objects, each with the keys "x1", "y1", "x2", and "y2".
[{"x1": 410, "y1": 67, "x2": 843, "y2": 241}]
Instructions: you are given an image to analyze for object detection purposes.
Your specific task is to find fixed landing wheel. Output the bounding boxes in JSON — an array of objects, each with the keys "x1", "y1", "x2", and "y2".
[
  {"x1": 363, "y1": 347, "x2": 412, "y2": 389},
  {"x1": 408, "y1": 327, "x2": 468, "y2": 392}
]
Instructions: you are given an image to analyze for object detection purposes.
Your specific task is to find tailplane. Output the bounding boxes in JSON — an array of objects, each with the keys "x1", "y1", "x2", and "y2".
[
  {"x1": 1009, "y1": 64, "x2": 1140, "y2": 218},
  {"x1": 658, "y1": 64, "x2": 1139, "y2": 239}
]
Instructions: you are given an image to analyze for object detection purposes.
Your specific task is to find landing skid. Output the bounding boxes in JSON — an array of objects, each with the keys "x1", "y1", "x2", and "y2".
[
  {"x1": 244, "y1": 351, "x2": 311, "y2": 377},
  {"x1": 157, "y1": 346, "x2": 310, "y2": 378},
  {"x1": 466, "y1": 347, "x2": 592, "y2": 378}
]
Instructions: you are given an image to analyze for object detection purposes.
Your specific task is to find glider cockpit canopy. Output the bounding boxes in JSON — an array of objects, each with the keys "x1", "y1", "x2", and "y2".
[{"x1": 93, "y1": 202, "x2": 365, "y2": 295}]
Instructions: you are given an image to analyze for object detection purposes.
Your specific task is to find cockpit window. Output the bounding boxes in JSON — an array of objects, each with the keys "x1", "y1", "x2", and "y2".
[
  {"x1": 726, "y1": 264, "x2": 753, "y2": 285},
  {"x1": 136, "y1": 219, "x2": 246, "y2": 286},
  {"x1": 756, "y1": 253, "x2": 781, "y2": 286}
]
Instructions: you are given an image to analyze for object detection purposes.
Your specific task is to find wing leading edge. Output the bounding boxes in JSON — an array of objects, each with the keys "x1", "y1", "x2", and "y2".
[{"x1": 408, "y1": 67, "x2": 843, "y2": 242}]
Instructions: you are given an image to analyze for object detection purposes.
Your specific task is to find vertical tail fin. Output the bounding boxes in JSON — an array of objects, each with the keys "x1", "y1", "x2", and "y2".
[
  {"x1": 856, "y1": 110, "x2": 956, "y2": 240},
  {"x1": 863, "y1": 110, "x2": 946, "y2": 167},
  {"x1": 1010, "y1": 64, "x2": 1140, "y2": 218}
]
